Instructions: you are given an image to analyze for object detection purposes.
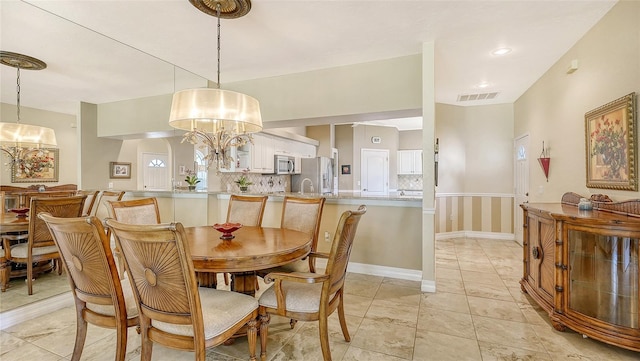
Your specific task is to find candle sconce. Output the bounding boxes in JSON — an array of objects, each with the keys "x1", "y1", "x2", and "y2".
[{"x1": 538, "y1": 141, "x2": 550, "y2": 182}]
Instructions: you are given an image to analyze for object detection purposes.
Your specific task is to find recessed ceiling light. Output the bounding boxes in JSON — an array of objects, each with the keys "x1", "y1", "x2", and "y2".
[
  {"x1": 478, "y1": 82, "x2": 490, "y2": 88},
  {"x1": 491, "y1": 47, "x2": 512, "y2": 56}
]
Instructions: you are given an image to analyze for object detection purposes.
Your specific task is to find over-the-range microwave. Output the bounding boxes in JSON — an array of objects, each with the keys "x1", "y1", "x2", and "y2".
[{"x1": 275, "y1": 155, "x2": 295, "y2": 174}]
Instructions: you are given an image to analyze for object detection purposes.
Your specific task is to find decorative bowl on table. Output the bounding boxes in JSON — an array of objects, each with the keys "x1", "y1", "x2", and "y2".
[
  {"x1": 212, "y1": 222, "x2": 242, "y2": 240},
  {"x1": 9, "y1": 208, "x2": 30, "y2": 218}
]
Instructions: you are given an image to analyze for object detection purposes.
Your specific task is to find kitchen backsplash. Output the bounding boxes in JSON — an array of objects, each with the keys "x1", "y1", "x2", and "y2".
[
  {"x1": 397, "y1": 174, "x2": 423, "y2": 190},
  {"x1": 220, "y1": 173, "x2": 291, "y2": 193}
]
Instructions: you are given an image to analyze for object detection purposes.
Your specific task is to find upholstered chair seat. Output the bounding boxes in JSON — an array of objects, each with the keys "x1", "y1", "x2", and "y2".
[
  {"x1": 85, "y1": 276, "x2": 138, "y2": 318},
  {"x1": 9, "y1": 243, "x2": 57, "y2": 258},
  {"x1": 258, "y1": 274, "x2": 326, "y2": 313},
  {"x1": 153, "y1": 287, "x2": 258, "y2": 339}
]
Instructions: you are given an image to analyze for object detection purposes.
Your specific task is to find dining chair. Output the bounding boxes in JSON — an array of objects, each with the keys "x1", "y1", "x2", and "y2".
[
  {"x1": 214, "y1": 195, "x2": 268, "y2": 287},
  {"x1": 0, "y1": 191, "x2": 30, "y2": 292},
  {"x1": 258, "y1": 205, "x2": 366, "y2": 361},
  {"x1": 106, "y1": 197, "x2": 161, "y2": 225},
  {"x1": 106, "y1": 197, "x2": 161, "y2": 279},
  {"x1": 0, "y1": 191, "x2": 7, "y2": 292},
  {"x1": 106, "y1": 219, "x2": 261, "y2": 361},
  {"x1": 262, "y1": 196, "x2": 325, "y2": 274},
  {"x1": 92, "y1": 190, "x2": 125, "y2": 219},
  {"x1": 76, "y1": 190, "x2": 100, "y2": 216},
  {"x1": 226, "y1": 194, "x2": 268, "y2": 226},
  {"x1": 38, "y1": 213, "x2": 139, "y2": 361},
  {"x1": 23, "y1": 190, "x2": 78, "y2": 209},
  {"x1": 4, "y1": 195, "x2": 86, "y2": 295}
]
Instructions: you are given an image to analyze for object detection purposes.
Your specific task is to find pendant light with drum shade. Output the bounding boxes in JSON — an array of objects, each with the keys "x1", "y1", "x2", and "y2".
[
  {"x1": 0, "y1": 51, "x2": 57, "y2": 173},
  {"x1": 169, "y1": 0, "x2": 262, "y2": 171}
]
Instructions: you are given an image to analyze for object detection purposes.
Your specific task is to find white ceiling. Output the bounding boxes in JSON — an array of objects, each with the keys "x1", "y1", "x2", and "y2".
[{"x1": 0, "y1": 0, "x2": 617, "y2": 128}]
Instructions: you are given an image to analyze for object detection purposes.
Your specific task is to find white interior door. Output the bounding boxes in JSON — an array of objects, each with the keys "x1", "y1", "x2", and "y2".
[
  {"x1": 361, "y1": 149, "x2": 389, "y2": 196},
  {"x1": 143, "y1": 153, "x2": 169, "y2": 191},
  {"x1": 514, "y1": 134, "x2": 530, "y2": 246}
]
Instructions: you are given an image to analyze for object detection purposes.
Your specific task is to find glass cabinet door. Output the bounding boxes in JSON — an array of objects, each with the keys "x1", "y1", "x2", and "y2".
[{"x1": 568, "y1": 229, "x2": 638, "y2": 328}]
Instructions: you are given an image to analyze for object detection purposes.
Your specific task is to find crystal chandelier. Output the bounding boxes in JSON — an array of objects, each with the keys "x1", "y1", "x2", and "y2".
[
  {"x1": 0, "y1": 51, "x2": 57, "y2": 172},
  {"x1": 169, "y1": 0, "x2": 262, "y2": 171}
]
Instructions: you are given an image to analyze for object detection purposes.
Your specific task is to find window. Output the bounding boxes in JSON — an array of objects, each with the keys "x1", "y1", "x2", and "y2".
[
  {"x1": 148, "y1": 159, "x2": 166, "y2": 167},
  {"x1": 195, "y1": 150, "x2": 207, "y2": 189}
]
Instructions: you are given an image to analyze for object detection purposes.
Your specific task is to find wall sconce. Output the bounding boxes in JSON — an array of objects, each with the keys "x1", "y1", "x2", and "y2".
[
  {"x1": 434, "y1": 138, "x2": 439, "y2": 186},
  {"x1": 538, "y1": 141, "x2": 550, "y2": 182}
]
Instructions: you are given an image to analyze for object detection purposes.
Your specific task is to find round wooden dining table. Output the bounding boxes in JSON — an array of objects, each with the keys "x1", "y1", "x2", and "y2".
[
  {"x1": 0, "y1": 213, "x2": 29, "y2": 233},
  {"x1": 0, "y1": 213, "x2": 30, "y2": 291},
  {"x1": 184, "y1": 225, "x2": 311, "y2": 296}
]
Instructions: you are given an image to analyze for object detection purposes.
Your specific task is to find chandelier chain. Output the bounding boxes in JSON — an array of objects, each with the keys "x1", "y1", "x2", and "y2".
[
  {"x1": 216, "y1": 3, "x2": 221, "y2": 89},
  {"x1": 16, "y1": 67, "x2": 21, "y2": 123}
]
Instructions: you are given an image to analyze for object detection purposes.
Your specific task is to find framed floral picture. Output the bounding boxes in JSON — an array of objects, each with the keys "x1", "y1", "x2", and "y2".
[
  {"x1": 585, "y1": 93, "x2": 637, "y2": 190},
  {"x1": 11, "y1": 148, "x2": 59, "y2": 183},
  {"x1": 110, "y1": 162, "x2": 131, "y2": 179}
]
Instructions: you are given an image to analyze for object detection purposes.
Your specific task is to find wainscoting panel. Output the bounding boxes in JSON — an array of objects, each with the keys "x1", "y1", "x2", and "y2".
[{"x1": 436, "y1": 193, "x2": 514, "y2": 236}]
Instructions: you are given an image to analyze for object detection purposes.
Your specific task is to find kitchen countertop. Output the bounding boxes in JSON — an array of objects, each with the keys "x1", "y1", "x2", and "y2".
[{"x1": 124, "y1": 190, "x2": 424, "y2": 204}]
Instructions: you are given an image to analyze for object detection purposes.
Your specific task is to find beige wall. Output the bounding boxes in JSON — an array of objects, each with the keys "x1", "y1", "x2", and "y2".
[
  {"x1": 436, "y1": 103, "x2": 514, "y2": 194},
  {"x1": 515, "y1": 0, "x2": 640, "y2": 203},
  {"x1": 0, "y1": 103, "x2": 78, "y2": 186},
  {"x1": 335, "y1": 125, "x2": 354, "y2": 192},
  {"x1": 306, "y1": 125, "x2": 332, "y2": 158},
  {"x1": 228, "y1": 55, "x2": 422, "y2": 123},
  {"x1": 399, "y1": 130, "x2": 422, "y2": 149},
  {"x1": 79, "y1": 102, "x2": 123, "y2": 189}
]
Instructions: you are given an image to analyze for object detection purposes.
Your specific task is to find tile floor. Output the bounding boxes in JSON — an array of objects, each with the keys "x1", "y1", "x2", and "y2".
[{"x1": 1, "y1": 237, "x2": 639, "y2": 360}]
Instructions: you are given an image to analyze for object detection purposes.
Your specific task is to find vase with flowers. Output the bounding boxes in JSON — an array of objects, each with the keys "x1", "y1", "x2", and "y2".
[
  {"x1": 185, "y1": 169, "x2": 200, "y2": 191},
  {"x1": 235, "y1": 170, "x2": 253, "y2": 192}
]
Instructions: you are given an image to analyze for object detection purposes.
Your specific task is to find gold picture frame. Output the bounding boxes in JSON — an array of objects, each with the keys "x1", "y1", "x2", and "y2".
[
  {"x1": 110, "y1": 162, "x2": 132, "y2": 179},
  {"x1": 11, "y1": 148, "x2": 59, "y2": 183},
  {"x1": 585, "y1": 92, "x2": 637, "y2": 190}
]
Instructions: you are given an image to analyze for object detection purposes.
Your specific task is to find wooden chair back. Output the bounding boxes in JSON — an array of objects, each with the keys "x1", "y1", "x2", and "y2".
[
  {"x1": 92, "y1": 191, "x2": 125, "y2": 219},
  {"x1": 17, "y1": 195, "x2": 86, "y2": 294},
  {"x1": 226, "y1": 195, "x2": 268, "y2": 226},
  {"x1": 28, "y1": 196, "x2": 87, "y2": 250},
  {"x1": 324, "y1": 205, "x2": 367, "y2": 294},
  {"x1": 76, "y1": 190, "x2": 100, "y2": 216},
  {"x1": 280, "y1": 196, "x2": 325, "y2": 272},
  {"x1": 107, "y1": 197, "x2": 161, "y2": 225},
  {"x1": 105, "y1": 219, "x2": 260, "y2": 360},
  {"x1": 0, "y1": 191, "x2": 4, "y2": 215},
  {"x1": 24, "y1": 191, "x2": 77, "y2": 209},
  {"x1": 38, "y1": 213, "x2": 139, "y2": 361}
]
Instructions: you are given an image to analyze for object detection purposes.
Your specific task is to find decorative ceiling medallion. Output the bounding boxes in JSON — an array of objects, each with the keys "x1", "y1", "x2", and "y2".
[
  {"x1": 189, "y1": 0, "x2": 252, "y2": 19},
  {"x1": 0, "y1": 51, "x2": 46, "y2": 70}
]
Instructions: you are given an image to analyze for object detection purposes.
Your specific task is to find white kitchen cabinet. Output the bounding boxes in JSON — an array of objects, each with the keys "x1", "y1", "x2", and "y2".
[
  {"x1": 397, "y1": 150, "x2": 422, "y2": 174},
  {"x1": 223, "y1": 132, "x2": 316, "y2": 174}
]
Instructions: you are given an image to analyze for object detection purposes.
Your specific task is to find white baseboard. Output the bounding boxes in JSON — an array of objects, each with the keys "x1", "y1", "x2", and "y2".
[
  {"x1": 315, "y1": 259, "x2": 422, "y2": 282},
  {"x1": 0, "y1": 292, "x2": 74, "y2": 330},
  {"x1": 421, "y1": 279, "x2": 436, "y2": 293},
  {"x1": 436, "y1": 231, "x2": 515, "y2": 241}
]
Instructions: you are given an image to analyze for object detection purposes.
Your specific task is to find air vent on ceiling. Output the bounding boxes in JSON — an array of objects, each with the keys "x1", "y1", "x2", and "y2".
[{"x1": 457, "y1": 92, "x2": 499, "y2": 102}]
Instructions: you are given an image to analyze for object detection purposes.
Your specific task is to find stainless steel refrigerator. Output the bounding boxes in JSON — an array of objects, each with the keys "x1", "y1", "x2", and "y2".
[{"x1": 292, "y1": 157, "x2": 334, "y2": 194}]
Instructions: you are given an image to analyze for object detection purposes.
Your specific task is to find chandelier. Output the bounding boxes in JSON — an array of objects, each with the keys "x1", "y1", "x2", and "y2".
[
  {"x1": 0, "y1": 51, "x2": 57, "y2": 172},
  {"x1": 169, "y1": 0, "x2": 262, "y2": 171}
]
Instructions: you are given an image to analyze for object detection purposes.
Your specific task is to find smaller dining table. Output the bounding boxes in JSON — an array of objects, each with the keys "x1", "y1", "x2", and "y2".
[{"x1": 185, "y1": 225, "x2": 311, "y2": 296}]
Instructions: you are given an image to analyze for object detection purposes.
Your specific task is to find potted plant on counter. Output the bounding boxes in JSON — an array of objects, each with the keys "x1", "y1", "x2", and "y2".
[
  {"x1": 185, "y1": 169, "x2": 200, "y2": 191},
  {"x1": 235, "y1": 170, "x2": 253, "y2": 192}
]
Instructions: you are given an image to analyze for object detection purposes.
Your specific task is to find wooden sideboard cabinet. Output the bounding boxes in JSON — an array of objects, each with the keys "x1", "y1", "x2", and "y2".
[
  {"x1": 522, "y1": 206, "x2": 556, "y2": 311},
  {"x1": 521, "y1": 192, "x2": 640, "y2": 352}
]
